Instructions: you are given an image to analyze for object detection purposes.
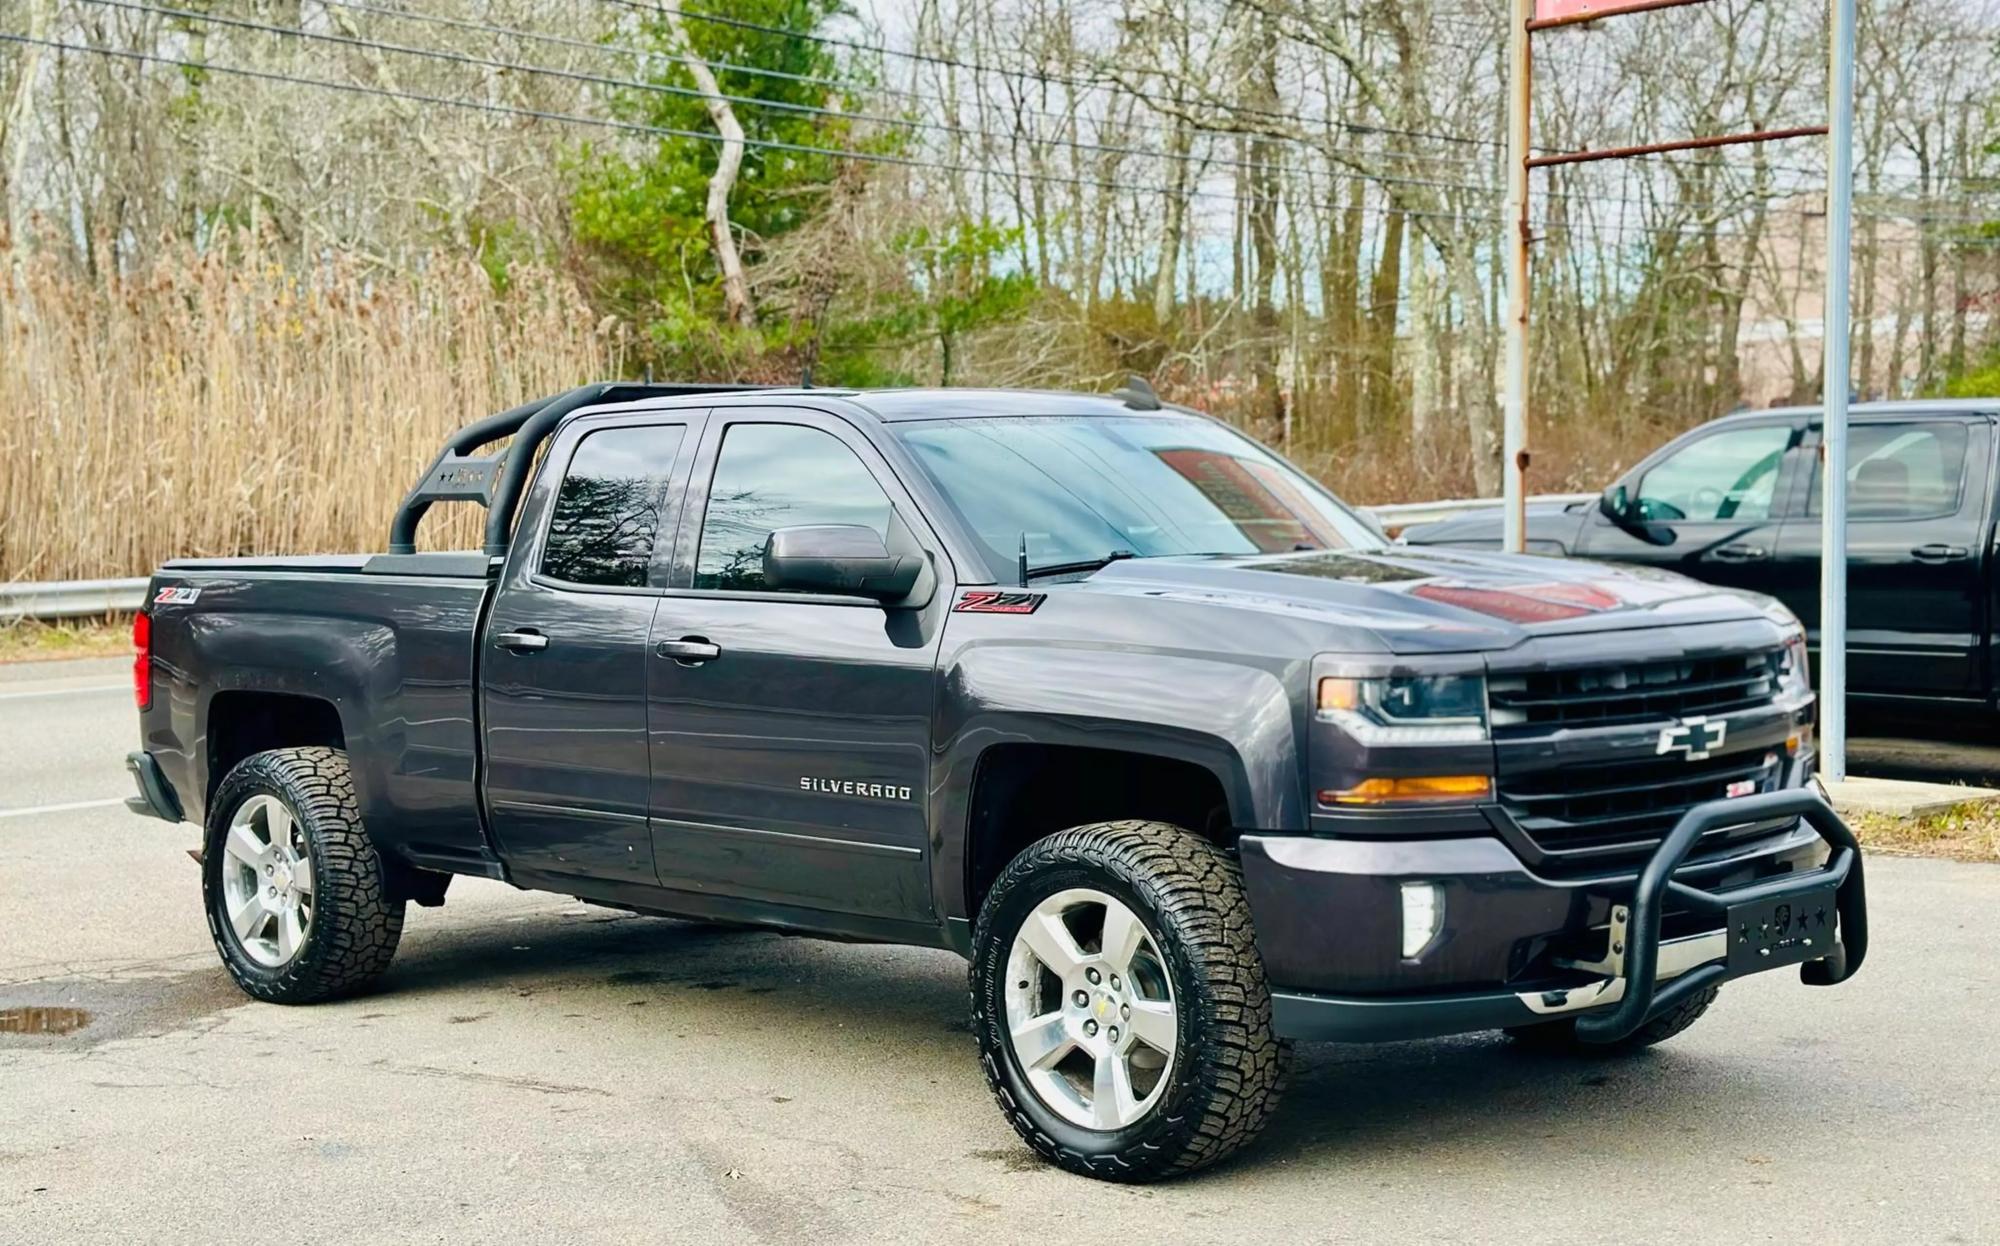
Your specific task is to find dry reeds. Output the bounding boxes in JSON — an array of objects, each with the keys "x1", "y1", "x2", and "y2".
[{"x1": 1, "y1": 234, "x2": 625, "y2": 582}]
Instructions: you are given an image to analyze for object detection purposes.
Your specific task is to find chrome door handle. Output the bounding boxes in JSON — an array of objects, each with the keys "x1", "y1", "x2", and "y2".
[
  {"x1": 655, "y1": 637, "x2": 722, "y2": 664},
  {"x1": 1911, "y1": 543, "x2": 1970, "y2": 561},
  {"x1": 1710, "y1": 543, "x2": 1768, "y2": 562},
  {"x1": 495, "y1": 630, "x2": 550, "y2": 652}
]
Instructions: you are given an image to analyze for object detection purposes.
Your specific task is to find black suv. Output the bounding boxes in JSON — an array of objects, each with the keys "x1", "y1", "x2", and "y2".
[{"x1": 127, "y1": 381, "x2": 1866, "y2": 1181}]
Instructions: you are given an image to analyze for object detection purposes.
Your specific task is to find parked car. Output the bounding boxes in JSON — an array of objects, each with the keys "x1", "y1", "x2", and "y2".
[
  {"x1": 127, "y1": 381, "x2": 1866, "y2": 1182},
  {"x1": 1402, "y1": 399, "x2": 2000, "y2": 715}
]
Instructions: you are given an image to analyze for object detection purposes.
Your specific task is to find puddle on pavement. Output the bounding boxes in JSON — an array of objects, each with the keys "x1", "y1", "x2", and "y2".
[{"x1": 0, "y1": 1006, "x2": 92, "y2": 1035}]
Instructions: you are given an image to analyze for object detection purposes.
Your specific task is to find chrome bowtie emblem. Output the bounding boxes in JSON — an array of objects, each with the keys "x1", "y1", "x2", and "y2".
[{"x1": 1657, "y1": 716, "x2": 1727, "y2": 761}]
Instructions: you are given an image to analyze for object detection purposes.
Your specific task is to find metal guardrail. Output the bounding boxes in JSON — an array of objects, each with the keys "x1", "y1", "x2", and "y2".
[
  {"x1": 1369, "y1": 492, "x2": 1597, "y2": 533},
  {"x1": 0, "y1": 491, "x2": 1600, "y2": 620},
  {"x1": 0, "y1": 578, "x2": 148, "y2": 621}
]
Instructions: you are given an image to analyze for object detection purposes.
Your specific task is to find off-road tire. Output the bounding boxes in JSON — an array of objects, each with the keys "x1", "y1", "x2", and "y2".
[
  {"x1": 969, "y1": 820, "x2": 1287, "y2": 1182},
  {"x1": 1504, "y1": 985, "x2": 1720, "y2": 1055},
  {"x1": 204, "y1": 747, "x2": 405, "y2": 1003}
]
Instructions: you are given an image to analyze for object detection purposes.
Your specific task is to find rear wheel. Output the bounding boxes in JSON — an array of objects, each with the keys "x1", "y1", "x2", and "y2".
[
  {"x1": 203, "y1": 747, "x2": 404, "y2": 1003},
  {"x1": 1504, "y1": 985, "x2": 1720, "y2": 1055},
  {"x1": 969, "y1": 820, "x2": 1286, "y2": 1182}
]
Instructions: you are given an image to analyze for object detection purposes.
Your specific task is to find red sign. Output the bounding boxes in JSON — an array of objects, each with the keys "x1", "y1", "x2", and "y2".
[{"x1": 1533, "y1": 0, "x2": 1663, "y2": 23}]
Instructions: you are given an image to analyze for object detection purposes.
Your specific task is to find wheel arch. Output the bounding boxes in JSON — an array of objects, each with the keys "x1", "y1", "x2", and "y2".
[
  {"x1": 203, "y1": 690, "x2": 347, "y2": 813},
  {"x1": 958, "y1": 743, "x2": 1238, "y2": 924},
  {"x1": 930, "y1": 645, "x2": 1306, "y2": 937}
]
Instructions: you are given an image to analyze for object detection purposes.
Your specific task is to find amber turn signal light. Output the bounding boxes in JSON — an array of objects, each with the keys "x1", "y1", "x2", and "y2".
[{"x1": 1318, "y1": 775, "x2": 1493, "y2": 806}]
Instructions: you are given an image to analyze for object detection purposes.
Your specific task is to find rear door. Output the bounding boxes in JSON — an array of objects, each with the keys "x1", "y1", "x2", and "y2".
[
  {"x1": 481, "y1": 410, "x2": 704, "y2": 884},
  {"x1": 1575, "y1": 416, "x2": 1809, "y2": 596},
  {"x1": 1771, "y1": 415, "x2": 1990, "y2": 701},
  {"x1": 644, "y1": 407, "x2": 949, "y2": 925}
]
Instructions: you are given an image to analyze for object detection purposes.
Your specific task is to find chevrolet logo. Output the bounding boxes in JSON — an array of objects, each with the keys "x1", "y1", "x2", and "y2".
[{"x1": 1657, "y1": 716, "x2": 1728, "y2": 761}]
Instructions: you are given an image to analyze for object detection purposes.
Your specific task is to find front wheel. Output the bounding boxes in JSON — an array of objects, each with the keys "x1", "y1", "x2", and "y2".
[
  {"x1": 969, "y1": 821, "x2": 1286, "y2": 1182},
  {"x1": 203, "y1": 747, "x2": 405, "y2": 1003}
]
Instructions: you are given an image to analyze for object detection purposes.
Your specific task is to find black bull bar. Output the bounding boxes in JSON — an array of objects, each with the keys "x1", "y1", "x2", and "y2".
[{"x1": 1575, "y1": 787, "x2": 1868, "y2": 1044}]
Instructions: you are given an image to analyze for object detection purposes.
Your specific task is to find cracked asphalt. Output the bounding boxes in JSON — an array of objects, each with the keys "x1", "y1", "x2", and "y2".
[{"x1": 3, "y1": 658, "x2": 1997, "y2": 1244}]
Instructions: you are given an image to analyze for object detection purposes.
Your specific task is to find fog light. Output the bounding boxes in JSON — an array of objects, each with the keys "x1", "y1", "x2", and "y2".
[{"x1": 1400, "y1": 882, "x2": 1443, "y2": 959}]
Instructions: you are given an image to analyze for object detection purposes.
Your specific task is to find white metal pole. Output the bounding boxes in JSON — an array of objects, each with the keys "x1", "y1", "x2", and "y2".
[
  {"x1": 1500, "y1": 0, "x2": 1532, "y2": 553},
  {"x1": 1821, "y1": 0, "x2": 1856, "y2": 782}
]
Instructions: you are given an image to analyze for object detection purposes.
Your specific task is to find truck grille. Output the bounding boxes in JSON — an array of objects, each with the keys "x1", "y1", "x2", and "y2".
[
  {"x1": 1488, "y1": 649, "x2": 1784, "y2": 734},
  {"x1": 1499, "y1": 749, "x2": 1785, "y2": 861}
]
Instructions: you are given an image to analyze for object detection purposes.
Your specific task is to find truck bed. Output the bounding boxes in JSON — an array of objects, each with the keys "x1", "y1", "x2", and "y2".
[{"x1": 142, "y1": 553, "x2": 500, "y2": 875}]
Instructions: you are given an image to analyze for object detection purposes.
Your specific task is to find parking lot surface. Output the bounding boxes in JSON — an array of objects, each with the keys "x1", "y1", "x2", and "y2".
[{"x1": 3, "y1": 661, "x2": 1997, "y2": 1244}]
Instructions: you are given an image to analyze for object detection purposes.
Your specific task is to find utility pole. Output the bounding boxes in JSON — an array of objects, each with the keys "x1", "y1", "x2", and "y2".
[
  {"x1": 1500, "y1": 0, "x2": 1533, "y2": 553},
  {"x1": 1820, "y1": 0, "x2": 1857, "y2": 781}
]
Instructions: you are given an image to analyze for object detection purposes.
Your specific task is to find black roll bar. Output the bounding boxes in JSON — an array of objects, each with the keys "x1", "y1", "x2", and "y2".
[
  {"x1": 1574, "y1": 787, "x2": 1868, "y2": 1044},
  {"x1": 386, "y1": 383, "x2": 771, "y2": 557}
]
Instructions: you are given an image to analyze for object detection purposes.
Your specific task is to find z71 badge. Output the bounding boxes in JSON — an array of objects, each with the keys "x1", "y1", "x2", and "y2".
[
  {"x1": 152, "y1": 585, "x2": 201, "y2": 605},
  {"x1": 954, "y1": 590, "x2": 1045, "y2": 615}
]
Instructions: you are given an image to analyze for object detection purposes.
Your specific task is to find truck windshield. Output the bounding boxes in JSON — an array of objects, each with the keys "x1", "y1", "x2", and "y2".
[{"x1": 894, "y1": 413, "x2": 1381, "y2": 579}]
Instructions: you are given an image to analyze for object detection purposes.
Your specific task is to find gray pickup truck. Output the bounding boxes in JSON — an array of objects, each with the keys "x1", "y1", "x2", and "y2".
[{"x1": 127, "y1": 380, "x2": 1866, "y2": 1181}]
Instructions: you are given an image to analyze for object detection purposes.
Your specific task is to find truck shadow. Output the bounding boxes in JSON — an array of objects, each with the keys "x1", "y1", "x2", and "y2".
[{"x1": 372, "y1": 905, "x2": 1835, "y2": 1178}]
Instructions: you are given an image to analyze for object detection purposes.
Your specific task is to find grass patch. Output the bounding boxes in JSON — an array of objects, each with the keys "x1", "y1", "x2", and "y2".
[
  {"x1": 1850, "y1": 802, "x2": 2000, "y2": 864},
  {"x1": 0, "y1": 616, "x2": 131, "y2": 663}
]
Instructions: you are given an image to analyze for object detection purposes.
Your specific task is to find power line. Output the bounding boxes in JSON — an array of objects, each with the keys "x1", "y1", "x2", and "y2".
[
  {"x1": 0, "y1": 34, "x2": 1506, "y2": 229},
  {"x1": 308, "y1": 0, "x2": 1965, "y2": 194},
  {"x1": 83, "y1": 0, "x2": 1505, "y2": 198},
  {"x1": 305, "y1": 0, "x2": 1498, "y2": 173},
  {"x1": 587, "y1": 0, "x2": 1979, "y2": 191},
  {"x1": 587, "y1": 0, "x2": 1515, "y2": 154},
  {"x1": 96, "y1": 0, "x2": 1944, "y2": 223}
]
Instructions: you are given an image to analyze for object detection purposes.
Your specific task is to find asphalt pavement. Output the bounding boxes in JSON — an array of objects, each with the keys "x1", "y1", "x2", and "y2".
[{"x1": 2, "y1": 658, "x2": 1996, "y2": 1244}]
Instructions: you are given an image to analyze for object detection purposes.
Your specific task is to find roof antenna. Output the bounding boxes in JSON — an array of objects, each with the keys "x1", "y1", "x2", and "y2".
[
  {"x1": 644, "y1": 364, "x2": 654, "y2": 384},
  {"x1": 800, "y1": 363, "x2": 813, "y2": 389},
  {"x1": 1111, "y1": 374, "x2": 1161, "y2": 411},
  {"x1": 1017, "y1": 533, "x2": 1030, "y2": 588}
]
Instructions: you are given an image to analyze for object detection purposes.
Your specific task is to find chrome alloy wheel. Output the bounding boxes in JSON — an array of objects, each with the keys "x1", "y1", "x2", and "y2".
[
  {"x1": 1003, "y1": 888, "x2": 1178, "y2": 1131},
  {"x1": 219, "y1": 794, "x2": 315, "y2": 968}
]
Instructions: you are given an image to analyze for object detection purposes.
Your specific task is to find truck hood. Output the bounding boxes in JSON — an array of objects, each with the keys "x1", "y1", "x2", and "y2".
[{"x1": 1063, "y1": 546, "x2": 1777, "y2": 655}]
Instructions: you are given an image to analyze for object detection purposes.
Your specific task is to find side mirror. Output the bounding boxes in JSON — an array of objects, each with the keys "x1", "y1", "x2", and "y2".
[
  {"x1": 763, "y1": 525, "x2": 923, "y2": 602},
  {"x1": 1598, "y1": 483, "x2": 1676, "y2": 546}
]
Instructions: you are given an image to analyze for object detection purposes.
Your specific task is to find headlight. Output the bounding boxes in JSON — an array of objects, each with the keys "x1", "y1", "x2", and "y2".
[
  {"x1": 1317, "y1": 673, "x2": 1489, "y2": 745},
  {"x1": 1779, "y1": 631, "x2": 1811, "y2": 697}
]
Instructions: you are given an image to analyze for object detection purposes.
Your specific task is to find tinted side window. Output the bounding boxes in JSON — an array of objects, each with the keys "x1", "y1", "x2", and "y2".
[
  {"x1": 1807, "y1": 422, "x2": 1969, "y2": 520},
  {"x1": 694, "y1": 424, "x2": 892, "y2": 592},
  {"x1": 1634, "y1": 425, "x2": 1792, "y2": 522},
  {"x1": 540, "y1": 425, "x2": 686, "y2": 587}
]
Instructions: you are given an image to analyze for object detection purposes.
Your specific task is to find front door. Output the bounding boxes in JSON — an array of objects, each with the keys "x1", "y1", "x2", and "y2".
[
  {"x1": 482, "y1": 413, "x2": 700, "y2": 883},
  {"x1": 646, "y1": 409, "x2": 947, "y2": 925},
  {"x1": 1770, "y1": 416, "x2": 1990, "y2": 701},
  {"x1": 1577, "y1": 418, "x2": 1806, "y2": 597}
]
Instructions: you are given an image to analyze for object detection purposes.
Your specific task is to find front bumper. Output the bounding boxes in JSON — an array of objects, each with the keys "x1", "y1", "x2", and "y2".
[{"x1": 1245, "y1": 788, "x2": 1865, "y2": 1044}]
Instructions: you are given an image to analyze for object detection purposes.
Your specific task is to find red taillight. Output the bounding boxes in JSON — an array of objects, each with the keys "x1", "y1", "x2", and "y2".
[{"x1": 132, "y1": 611, "x2": 152, "y2": 710}]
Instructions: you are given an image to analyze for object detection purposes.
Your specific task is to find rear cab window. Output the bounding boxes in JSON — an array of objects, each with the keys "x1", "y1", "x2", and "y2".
[
  {"x1": 1807, "y1": 422, "x2": 1970, "y2": 520},
  {"x1": 540, "y1": 425, "x2": 688, "y2": 587}
]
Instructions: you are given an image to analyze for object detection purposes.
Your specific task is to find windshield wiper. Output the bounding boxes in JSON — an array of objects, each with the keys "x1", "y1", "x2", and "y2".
[{"x1": 1021, "y1": 549, "x2": 1138, "y2": 582}]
